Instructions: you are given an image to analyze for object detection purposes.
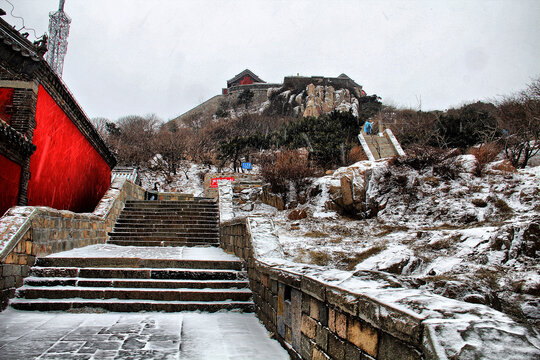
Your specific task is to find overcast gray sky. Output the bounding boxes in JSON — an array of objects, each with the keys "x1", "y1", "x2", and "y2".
[{"x1": 3, "y1": 0, "x2": 540, "y2": 121}]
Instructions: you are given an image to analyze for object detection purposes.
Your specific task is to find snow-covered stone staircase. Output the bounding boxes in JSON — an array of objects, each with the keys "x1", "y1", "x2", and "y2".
[
  {"x1": 10, "y1": 251, "x2": 254, "y2": 312},
  {"x1": 364, "y1": 133, "x2": 398, "y2": 160},
  {"x1": 108, "y1": 199, "x2": 220, "y2": 247}
]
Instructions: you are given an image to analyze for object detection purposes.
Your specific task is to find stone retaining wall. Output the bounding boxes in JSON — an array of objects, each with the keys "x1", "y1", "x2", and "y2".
[
  {"x1": 261, "y1": 185, "x2": 285, "y2": 210},
  {"x1": 0, "y1": 178, "x2": 145, "y2": 309},
  {"x1": 220, "y1": 219, "x2": 421, "y2": 360},
  {"x1": 220, "y1": 218, "x2": 540, "y2": 360}
]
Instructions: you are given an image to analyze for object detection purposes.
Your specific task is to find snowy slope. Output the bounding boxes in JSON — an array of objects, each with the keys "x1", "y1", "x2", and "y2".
[{"x1": 238, "y1": 158, "x2": 540, "y2": 330}]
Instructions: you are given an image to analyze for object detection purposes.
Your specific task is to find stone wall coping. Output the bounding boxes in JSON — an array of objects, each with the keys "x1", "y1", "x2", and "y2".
[
  {"x1": 221, "y1": 217, "x2": 249, "y2": 227},
  {"x1": 0, "y1": 207, "x2": 36, "y2": 262},
  {"x1": 251, "y1": 256, "x2": 425, "y2": 345}
]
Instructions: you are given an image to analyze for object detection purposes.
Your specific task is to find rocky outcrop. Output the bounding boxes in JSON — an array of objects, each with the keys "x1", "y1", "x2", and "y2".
[
  {"x1": 326, "y1": 160, "x2": 388, "y2": 217},
  {"x1": 263, "y1": 80, "x2": 366, "y2": 119},
  {"x1": 302, "y1": 84, "x2": 361, "y2": 118}
]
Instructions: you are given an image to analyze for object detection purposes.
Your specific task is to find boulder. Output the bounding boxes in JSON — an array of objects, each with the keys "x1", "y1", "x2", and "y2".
[
  {"x1": 322, "y1": 86, "x2": 335, "y2": 113},
  {"x1": 295, "y1": 92, "x2": 304, "y2": 105},
  {"x1": 303, "y1": 91, "x2": 321, "y2": 118},
  {"x1": 340, "y1": 175, "x2": 354, "y2": 206}
]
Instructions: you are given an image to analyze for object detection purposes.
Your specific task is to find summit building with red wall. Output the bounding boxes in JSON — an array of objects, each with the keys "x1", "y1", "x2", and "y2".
[{"x1": 0, "y1": 17, "x2": 116, "y2": 215}]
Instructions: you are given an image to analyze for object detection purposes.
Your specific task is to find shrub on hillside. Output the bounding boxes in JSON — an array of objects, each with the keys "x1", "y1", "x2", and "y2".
[
  {"x1": 497, "y1": 77, "x2": 540, "y2": 168},
  {"x1": 430, "y1": 102, "x2": 499, "y2": 149},
  {"x1": 469, "y1": 142, "x2": 502, "y2": 176},
  {"x1": 389, "y1": 145, "x2": 462, "y2": 180},
  {"x1": 391, "y1": 108, "x2": 440, "y2": 147},
  {"x1": 277, "y1": 111, "x2": 360, "y2": 167},
  {"x1": 260, "y1": 149, "x2": 315, "y2": 201},
  {"x1": 347, "y1": 145, "x2": 368, "y2": 164}
]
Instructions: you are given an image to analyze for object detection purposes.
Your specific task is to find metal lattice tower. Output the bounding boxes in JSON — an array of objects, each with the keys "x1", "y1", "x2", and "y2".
[{"x1": 46, "y1": 0, "x2": 71, "y2": 77}]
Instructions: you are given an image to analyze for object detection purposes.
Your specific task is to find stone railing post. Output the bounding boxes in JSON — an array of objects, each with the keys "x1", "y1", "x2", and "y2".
[{"x1": 217, "y1": 179, "x2": 234, "y2": 222}]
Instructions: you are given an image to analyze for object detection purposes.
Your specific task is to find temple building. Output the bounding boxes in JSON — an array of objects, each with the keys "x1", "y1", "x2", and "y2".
[{"x1": 0, "y1": 17, "x2": 116, "y2": 215}]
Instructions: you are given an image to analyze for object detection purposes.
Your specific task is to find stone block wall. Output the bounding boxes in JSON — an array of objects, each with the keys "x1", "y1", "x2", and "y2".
[
  {"x1": 220, "y1": 219, "x2": 253, "y2": 260},
  {"x1": 220, "y1": 219, "x2": 422, "y2": 360},
  {"x1": 261, "y1": 185, "x2": 285, "y2": 210},
  {"x1": 0, "y1": 178, "x2": 145, "y2": 309}
]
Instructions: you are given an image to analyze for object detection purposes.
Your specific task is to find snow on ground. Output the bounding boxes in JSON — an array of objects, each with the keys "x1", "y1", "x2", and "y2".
[
  {"x1": 139, "y1": 163, "x2": 216, "y2": 196},
  {"x1": 234, "y1": 158, "x2": 540, "y2": 331},
  {"x1": 0, "y1": 309, "x2": 288, "y2": 360},
  {"x1": 47, "y1": 244, "x2": 239, "y2": 261}
]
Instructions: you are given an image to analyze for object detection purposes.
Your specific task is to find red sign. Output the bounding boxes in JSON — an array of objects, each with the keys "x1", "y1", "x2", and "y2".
[{"x1": 211, "y1": 177, "x2": 235, "y2": 188}]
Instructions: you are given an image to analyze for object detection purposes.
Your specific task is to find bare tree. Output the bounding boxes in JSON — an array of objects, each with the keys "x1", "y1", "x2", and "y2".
[
  {"x1": 390, "y1": 108, "x2": 439, "y2": 147},
  {"x1": 109, "y1": 114, "x2": 161, "y2": 166},
  {"x1": 497, "y1": 77, "x2": 540, "y2": 168},
  {"x1": 151, "y1": 121, "x2": 191, "y2": 181},
  {"x1": 90, "y1": 117, "x2": 110, "y2": 140}
]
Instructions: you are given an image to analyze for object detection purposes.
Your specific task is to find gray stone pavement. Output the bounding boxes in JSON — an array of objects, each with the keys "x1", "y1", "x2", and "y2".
[{"x1": 0, "y1": 309, "x2": 289, "y2": 359}]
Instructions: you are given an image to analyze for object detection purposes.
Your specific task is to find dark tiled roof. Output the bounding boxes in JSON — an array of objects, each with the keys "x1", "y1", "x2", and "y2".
[
  {"x1": 0, "y1": 18, "x2": 41, "y2": 62},
  {"x1": 0, "y1": 119, "x2": 35, "y2": 156},
  {"x1": 227, "y1": 69, "x2": 265, "y2": 87}
]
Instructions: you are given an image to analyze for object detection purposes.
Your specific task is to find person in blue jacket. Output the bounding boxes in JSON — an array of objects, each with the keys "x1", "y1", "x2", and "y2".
[{"x1": 364, "y1": 120, "x2": 373, "y2": 135}]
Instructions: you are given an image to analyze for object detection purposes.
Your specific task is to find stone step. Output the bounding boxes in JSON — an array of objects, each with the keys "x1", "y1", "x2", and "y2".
[
  {"x1": 16, "y1": 286, "x2": 253, "y2": 302},
  {"x1": 108, "y1": 233, "x2": 219, "y2": 239},
  {"x1": 107, "y1": 240, "x2": 219, "y2": 247},
  {"x1": 23, "y1": 277, "x2": 249, "y2": 289},
  {"x1": 110, "y1": 228, "x2": 219, "y2": 235},
  {"x1": 107, "y1": 235, "x2": 219, "y2": 242},
  {"x1": 109, "y1": 231, "x2": 219, "y2": 238},
  {"x1": 30, "y1": 267, "x2": 244, "y2": 281},
  {"x1": 124, "y1": 202, "x2": 217, "y2": 206},
  {"x1": 126, "y1": 198, "x2": 214, "y2": 203},
  {"x1": 10, "y1": 298, "x2": 255, "y2": 312},
  {"x1": 115, "y1": 219, "x2": 218, "y2": 225},
  {"x1": 116, "y1": 217, "x2": 219, "y2": 226},
  {"x1": 112, "y1": 224, "x2": 218, "y2": 230},
  {"x1": 116, "y1": 214, "x2": 218, "y2": 220},
  {"x1": 108, "y1": 232, "x2": 219, "y2": 238},
  {"x1": 125, "y1": 200, "x2": 216, "y2": 204},
  {"x1": 120, "y1": 206, "x2": 218, "y2": 211},
  {"x1": 117, "y1": 213, "x2": 218, "y2": 220},
  {"x1": 35, "y1": 257, "x2": 241, "y2": 270},
  {"x1": 118, "y1": 212, "x2": 218, "y2": 217}
]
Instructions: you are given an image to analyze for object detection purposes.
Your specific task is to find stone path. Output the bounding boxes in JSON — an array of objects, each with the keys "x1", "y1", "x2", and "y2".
[{"x1": 0, "y1": 309, "x2": 289, "y2": 359}]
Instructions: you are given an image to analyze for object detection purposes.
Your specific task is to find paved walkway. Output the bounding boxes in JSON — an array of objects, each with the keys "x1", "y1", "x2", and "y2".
[
  {"x1": 1, "y1": 245, "x2": 289, "y2": 359},
  {"x1": 0, "y1": 309, "x2": 289, "y2": 359}
]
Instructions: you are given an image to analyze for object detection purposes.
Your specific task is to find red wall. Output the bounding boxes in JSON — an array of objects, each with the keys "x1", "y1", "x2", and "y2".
[
  {"x1": 239, "y1": 76, "x2": 254, "y2": 85},
  {"x1": 0, "y1": 155, "x2": 21, "y2": 216},
  {"x1": 0, "y1": 88, "x2": 14, "y2": 124},
  {"x1": 27, "y1": 86, "x2": 111, "y2": 212}
]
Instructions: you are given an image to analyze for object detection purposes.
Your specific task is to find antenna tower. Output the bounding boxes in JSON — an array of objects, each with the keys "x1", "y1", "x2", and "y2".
[{"x1": 46, "y1": 0, "x2": 71, "y2": 77}]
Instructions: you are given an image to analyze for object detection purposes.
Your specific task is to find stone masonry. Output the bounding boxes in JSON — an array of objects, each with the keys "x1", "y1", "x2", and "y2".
[
  {"x1": 220, "y1": 217, "x2": 540, "y2": 360},
  {"x1": 0, "y1": 178, "x2": 145, "y2": 309}
]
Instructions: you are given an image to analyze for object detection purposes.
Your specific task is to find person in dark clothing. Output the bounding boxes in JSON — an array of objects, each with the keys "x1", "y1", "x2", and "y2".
[{"x1": 149, "y1": 182, "x2": 159, "y2": 200}]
